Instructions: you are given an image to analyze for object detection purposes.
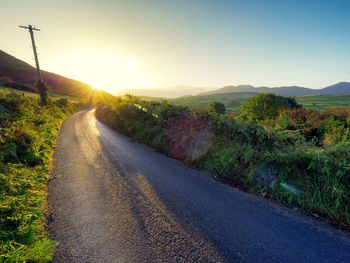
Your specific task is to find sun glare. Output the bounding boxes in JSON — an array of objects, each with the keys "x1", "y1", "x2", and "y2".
[{"x1": 45, "y1": 49, "x2": 154, "y2": 93}]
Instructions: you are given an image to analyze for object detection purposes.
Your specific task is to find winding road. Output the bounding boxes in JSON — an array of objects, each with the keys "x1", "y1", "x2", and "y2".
[{"x1": 48, "y1": 109, "x2": 350, "y2": 262}]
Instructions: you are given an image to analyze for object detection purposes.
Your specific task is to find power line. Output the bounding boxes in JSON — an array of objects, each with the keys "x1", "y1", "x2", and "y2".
[{"x1": 37, "y1": 33, "x2": 60, "y2": 60}]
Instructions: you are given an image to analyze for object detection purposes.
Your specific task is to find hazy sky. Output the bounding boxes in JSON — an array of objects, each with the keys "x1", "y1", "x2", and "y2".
[{"x1": 1, "y1": 0, "x2": 349, "y2": 92}]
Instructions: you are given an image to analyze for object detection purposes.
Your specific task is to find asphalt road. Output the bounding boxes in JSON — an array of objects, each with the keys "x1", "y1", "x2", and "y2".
[{"x1": 48, "y1": 109, "x2": 350, "y2": 263}]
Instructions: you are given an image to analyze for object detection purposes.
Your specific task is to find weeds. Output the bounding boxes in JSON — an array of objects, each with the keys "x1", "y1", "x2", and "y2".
[{"x1": 0, "y1": 91, "x2": 77, "y2": 262}]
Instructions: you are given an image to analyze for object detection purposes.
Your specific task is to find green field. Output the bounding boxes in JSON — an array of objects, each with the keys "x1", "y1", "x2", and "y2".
[
  {"x1": 171, "y1": 93, "x2": 350, "y2": 112},
  {"x1": 296, "y1": 95, "x2": 350, "y2": 110},
  {"x1": 172, "y1": 92, "x2": 258, "y2": 112}
]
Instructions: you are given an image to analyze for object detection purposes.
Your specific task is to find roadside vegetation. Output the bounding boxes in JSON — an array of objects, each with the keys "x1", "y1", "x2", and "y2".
[
  {"x1": 96, "y1": 93, "x2": 350, "y2": 231},
  {"x1": 0, "y1": 90, "x2": 78, "y2": 262}
]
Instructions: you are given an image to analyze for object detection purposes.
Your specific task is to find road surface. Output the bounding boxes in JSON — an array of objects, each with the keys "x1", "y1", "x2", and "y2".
[{"x1": 48, "y1": 109, "x2": 350, "y2": 262}]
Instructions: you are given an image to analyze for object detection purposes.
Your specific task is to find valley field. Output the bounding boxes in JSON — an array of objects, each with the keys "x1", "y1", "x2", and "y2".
[
  {"x1": 297, "y1": 95, "x2": 350, "y2": 110},
  {"x1": 172, "y1": 92, "x2": 258, "y2": 112},
  {"x1": 172, "y1": 93, "x2": 350, "y2": 113}
]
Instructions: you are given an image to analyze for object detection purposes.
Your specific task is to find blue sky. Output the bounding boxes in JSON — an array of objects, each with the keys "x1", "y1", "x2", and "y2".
[{"x1": 1, "y1": 0, "x2": 349, "y2": 92}]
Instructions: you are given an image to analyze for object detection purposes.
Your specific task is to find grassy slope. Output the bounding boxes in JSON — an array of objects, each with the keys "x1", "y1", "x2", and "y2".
[
  {"x1": 0, "y1": 90, "x2": 78, "y2": 262},
  {"x1": 172, "y1": 93, "x2": 350, "y2": 113},
  {"x1": 0, "y1": 50, "x2": 92, "y2": 98},
  {"x1": 0, "y1": 51, "x2": 117, "y2": 104}
]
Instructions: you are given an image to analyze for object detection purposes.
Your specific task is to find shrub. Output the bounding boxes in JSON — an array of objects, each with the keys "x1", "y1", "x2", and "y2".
[
  {"x1": 208, "y1": 101, "x2": 226, "y2": 115},
  {"x1": 240, "y1": 93, "x2": 301, "y2": 121},
  {"x1": 54, "y1": 98, "x2": 69, "y2": 108},
  {"x1": 274, "y1": 108, "x2": 350, "y2": 145}
]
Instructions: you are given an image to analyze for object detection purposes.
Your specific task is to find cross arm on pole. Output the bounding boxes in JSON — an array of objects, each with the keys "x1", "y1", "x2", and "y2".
[{"x1": 19, "y1": 25, "x2": 41, "y2": 31}]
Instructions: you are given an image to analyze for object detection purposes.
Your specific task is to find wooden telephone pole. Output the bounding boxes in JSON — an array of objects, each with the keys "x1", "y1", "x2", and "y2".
[{"x1": 19, "y1": 24, "x2": 48, "y2": 105}]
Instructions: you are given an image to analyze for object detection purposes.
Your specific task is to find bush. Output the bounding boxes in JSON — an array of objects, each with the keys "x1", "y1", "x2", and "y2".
[
  {"x1": 54, "y1": 98, "x2": 69, "y2": 108},
  {"x1": 240, "y1": 93, "x2": 300, "y2": 121},
  {"x1": 208, "y1": 101, "x2": 226, "y2": 115},
  {"x1": 274, "y1": 108, "x2": 350, "y2": 145}
]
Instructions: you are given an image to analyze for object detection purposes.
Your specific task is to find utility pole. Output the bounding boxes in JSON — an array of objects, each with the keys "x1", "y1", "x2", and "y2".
[{"x1": 19, "y1": 24, "x2": 48, "y2": 105}]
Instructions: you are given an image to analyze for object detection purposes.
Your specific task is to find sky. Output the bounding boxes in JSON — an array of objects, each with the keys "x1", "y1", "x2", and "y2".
[{"x1": 1, "y1": 0, "x2": 350, "y2": 94}]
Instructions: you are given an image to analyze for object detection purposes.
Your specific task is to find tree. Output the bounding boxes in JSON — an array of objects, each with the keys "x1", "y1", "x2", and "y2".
[
  {"x1": 208, "y1": 102, "x2": 226, "y2": 115},
  {"x1": 240, "y1": 93, "x2": 301, "y2": 121}
]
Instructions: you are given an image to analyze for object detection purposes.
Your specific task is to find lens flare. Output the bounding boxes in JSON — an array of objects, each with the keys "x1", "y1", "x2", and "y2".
[{"x1": 166, "y1": 114, "x2": 212, "y2": 161}]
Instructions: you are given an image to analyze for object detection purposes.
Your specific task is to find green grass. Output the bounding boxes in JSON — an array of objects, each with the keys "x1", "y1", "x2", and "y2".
[
  {"x1": 172, "y1": 92, "x2": 258, "y2": 113},
  {"x1": 296, "y1": 95, "x2": 350, "y2": 110},
  {"x1": 0, "y1": 86, "x2": 79, "y2": 101},
  {"x1": 0, "y1": 86, "x2": 38, "y2": 98},
  {"x1": 0, "y1": 90, "x2": 78, "y2": 262}
]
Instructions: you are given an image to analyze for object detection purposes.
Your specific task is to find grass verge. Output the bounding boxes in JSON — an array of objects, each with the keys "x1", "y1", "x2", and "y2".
[{"x1": 0, "y1": 91, "x2": 78, "y2": 262}]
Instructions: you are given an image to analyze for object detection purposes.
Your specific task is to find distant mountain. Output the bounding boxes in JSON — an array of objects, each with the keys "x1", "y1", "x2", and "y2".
[
  {"x1": 0, "y1": 50, "x2": 92, "y2": 97},
  {"x1": 255, "y1": 86, "x2": 320, "y2": 96},
  {"x1": 198, "y1": 85, "x2": 257, "y2": 95},
  {"x1": 116, "y1": 85, "x2": 215, "y2": 98},
  {"x1": 197, "y1": 83, "x2": 350, "y2": 97},
  {"x1": 321, "y1": 82, "x2": 350, "y2": 95},
  {"x1": 198, "y1": 85, "x2": 320, "y2": 97},
  {"x1": 115, "y1": 82, "x2": 350, "y2": 98}
]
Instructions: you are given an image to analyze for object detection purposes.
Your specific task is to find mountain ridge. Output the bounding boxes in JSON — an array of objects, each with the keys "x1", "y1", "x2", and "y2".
[
  {"x1": 115, "y1": 82, "x2": 350, "y2": 99},
  {"x1": 197, "y1": 83, "x2": 350, "y2": 97}
]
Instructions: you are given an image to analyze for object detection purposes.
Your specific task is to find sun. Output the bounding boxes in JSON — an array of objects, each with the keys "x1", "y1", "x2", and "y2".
[{"x1": 45, "y1": 49, "x2": 154, "y2": 93}]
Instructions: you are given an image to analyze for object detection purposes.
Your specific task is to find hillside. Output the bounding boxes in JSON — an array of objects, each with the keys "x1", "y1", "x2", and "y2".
[
  {"x1": 198, "y1": 83, "x2": 350, "y2": 97},
  {"x1": 198, "y1": 85, "x2": 319, "y2": 96},
  {"x1": 320, "y1": 82, "x2": 350, "y2": 94},
  {"x1": 0, "y1": 50, "x2": 92, "y2": 97}
]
